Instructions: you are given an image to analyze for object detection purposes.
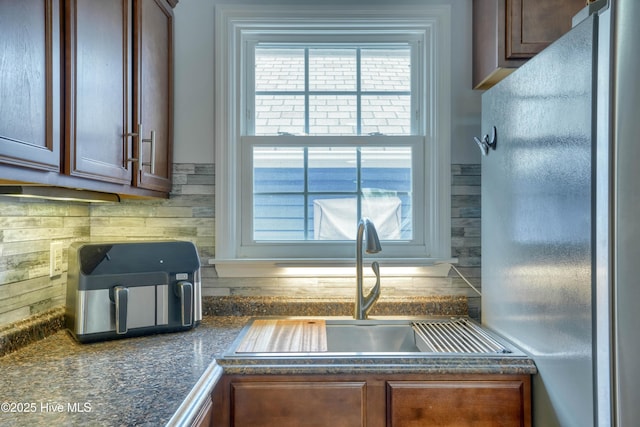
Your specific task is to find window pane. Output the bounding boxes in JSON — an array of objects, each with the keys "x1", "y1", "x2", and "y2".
[
  {"x1": 255, "y1": 95, "x2": 305, "y2": 135},
  {"x1": 361, "y1": 147, "x2": 412, "y2": 239},
  {"x1": 255, "y1": 48, "x2": 305, "y2": 91},
  {"x1": 361, "y1": 95, "x2": 411, "y2": 135},
  {"x1": 361, "y1": 147, "x2": 411, "y2": 192},
  {"x1": 253, "y1": 147, "x2": 305, "y2": 240},
  {"x1": 309, "y1": 49, "x2": 356, "y2": 91},
  {"x1": 253, "y1": 147, "x2": 304, "y2": 193},
  {"x1": 254, "y1": 194, "x2": 306, "y2": 240},
  {"x1": 309, "y1": 95, "x2": 357, "y2": 135},
  {"x1": 308, "y1": 147, "x2": 357, "y2": 192},
  {"x1": 361, "y1": 48, "x2": 411, "y2": 92}
]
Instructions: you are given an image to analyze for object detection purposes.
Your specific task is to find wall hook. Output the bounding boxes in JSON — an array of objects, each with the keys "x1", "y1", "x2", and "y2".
[{"x1": 473, "y1": 126, "x2": 497, "y2": 156}]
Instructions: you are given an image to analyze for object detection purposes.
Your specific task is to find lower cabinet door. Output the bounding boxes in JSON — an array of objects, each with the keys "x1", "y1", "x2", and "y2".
[
  {"x1": 386, "y1": 379, "x2": 530, "y2": 427},
  {"x1": 230, "y1": 381, "x2": 366, "y2": 427}
]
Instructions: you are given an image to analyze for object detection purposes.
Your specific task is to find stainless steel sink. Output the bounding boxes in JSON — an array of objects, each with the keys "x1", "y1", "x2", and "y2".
[
  {"x1": 325, "y1": 322, "x2": 420, "y2": 352},
  {"x1": 324, "y1": 318, "x2": 515, "y2": 354},
  {"x1": 227, "y1": 317, "x2": 521, "y2": 356},
  {"x1": 219, "y1": 317, "x2": 536, "y2": 377}
]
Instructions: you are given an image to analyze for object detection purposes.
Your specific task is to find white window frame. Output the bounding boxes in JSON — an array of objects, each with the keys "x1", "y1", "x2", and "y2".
[{"x1": 213, "y1": 3, "x2": 453, "y2": 277}]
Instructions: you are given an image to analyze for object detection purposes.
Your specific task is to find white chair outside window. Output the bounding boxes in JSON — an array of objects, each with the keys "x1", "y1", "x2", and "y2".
[{"x1": 313, "y1": 194, "x2": 402, "y2": 240}]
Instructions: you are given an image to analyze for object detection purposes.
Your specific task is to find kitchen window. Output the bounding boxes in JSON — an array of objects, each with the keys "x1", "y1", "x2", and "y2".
[{"x1": 214, "y1": 4, "x2": 452, "y2": 276}]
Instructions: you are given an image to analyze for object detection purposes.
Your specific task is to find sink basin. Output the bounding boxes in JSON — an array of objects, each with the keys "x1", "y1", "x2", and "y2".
[
  {"x1": 324, "y1": 318, "x2": 517, "y2": 354},
  {"x1": 325, "y1": 322, "x2": 420, "y2": 352},
  {"x1": 228, "y1": 317, "x2": 521, "y2": 356}
]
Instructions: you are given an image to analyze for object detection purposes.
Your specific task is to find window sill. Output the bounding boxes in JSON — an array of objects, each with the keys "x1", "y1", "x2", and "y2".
[{"x1": 209, "y1": 258, "x2": 458, "y2": 278}]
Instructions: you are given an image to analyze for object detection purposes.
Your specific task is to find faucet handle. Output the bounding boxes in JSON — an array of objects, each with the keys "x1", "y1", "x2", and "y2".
[
  {"x1": 371, "y1": 261, "x2": 380, "y2": 278},
  {"x1": 370, "y1": 261, "x2": 381, "y2": 301},
  {"x1": 362, "y1": 262, "x2": 382, "y2": 317}
]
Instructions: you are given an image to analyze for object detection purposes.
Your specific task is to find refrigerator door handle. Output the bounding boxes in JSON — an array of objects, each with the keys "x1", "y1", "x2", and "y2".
[{"x1": 474, "y1": 126, "x2": 497, "y2": 156}]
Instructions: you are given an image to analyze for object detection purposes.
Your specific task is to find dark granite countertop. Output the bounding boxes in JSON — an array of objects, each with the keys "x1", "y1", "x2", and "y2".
[
  {"x1": 0, "y1": 296, "x2": 534, "y2": 426},
  {"x1": 0, "y1": 316, "x2": 248, "y2": 427}
]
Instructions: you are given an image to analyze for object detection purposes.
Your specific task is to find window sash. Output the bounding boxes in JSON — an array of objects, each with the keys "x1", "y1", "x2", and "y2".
[
  {"x1": 252, "y1": 146, "x2": 414, "y2": 241},
  {"x1": 239, "y1": 135, "x2": 427, "y2": 259},
  {"x1": 245, "y1": 39, "x2": 423, "y2": 136}
]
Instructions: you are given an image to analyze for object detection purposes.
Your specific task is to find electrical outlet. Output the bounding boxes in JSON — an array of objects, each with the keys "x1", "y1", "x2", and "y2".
[{"x1": 50, "y1": 242, "x2": 64, "y2": 277}]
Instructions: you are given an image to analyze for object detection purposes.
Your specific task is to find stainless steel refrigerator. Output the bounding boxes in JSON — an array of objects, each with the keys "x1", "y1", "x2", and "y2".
[{"x1": 480, "y1": 0, "x2": 639, "y2": 425}]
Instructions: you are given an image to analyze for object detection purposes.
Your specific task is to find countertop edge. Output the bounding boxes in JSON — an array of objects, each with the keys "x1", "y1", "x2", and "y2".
[
  {"x1": 215, "y1": 357, "x2": 538, "y2": 376},
  {"x1": 0, "y1": 307, "x2": 65, "y2": 357},
  {"x1": 165, "y1": 361, "x2": 223, "y2": 427}
]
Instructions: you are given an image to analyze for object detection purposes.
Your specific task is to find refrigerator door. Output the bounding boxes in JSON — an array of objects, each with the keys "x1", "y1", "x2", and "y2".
[
  {"x1": 481, "y1": 16, "x2": 596, "y2": 427},
  {"x1": 611, "y1": 0, "x2": 640, "y2": 424}
]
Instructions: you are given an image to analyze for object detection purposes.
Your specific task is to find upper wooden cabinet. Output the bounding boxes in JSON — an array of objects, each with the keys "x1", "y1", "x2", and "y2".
[
  {"x1": 473, "y1": 0, "x2": 586, "y2": 90},
  {"x1": 0, "y1": 0, "x2": 176, "y2": 197},
  {"x1": 0, "y1": 0, "x2": 62, "y2": 173},
  {"x1": 65, "y1": 0, "x2": 134, "y2": 185},
  {"x1": 133, "y1": 0, "x2": 174, "y2": 192}
]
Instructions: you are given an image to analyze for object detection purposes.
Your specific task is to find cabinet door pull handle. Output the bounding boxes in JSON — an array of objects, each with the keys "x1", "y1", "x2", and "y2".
[
  {"x1": 139, "y1": 124, "x2": 156, "y2": 174},
  {"x1": 124, "y1": 131, "x2": 138, "y2": 163}
]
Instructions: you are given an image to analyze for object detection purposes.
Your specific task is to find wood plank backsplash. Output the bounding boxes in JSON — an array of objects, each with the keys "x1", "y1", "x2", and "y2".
[{"x1": 0, "y1": 163, "x2": 480, "y2": 329}]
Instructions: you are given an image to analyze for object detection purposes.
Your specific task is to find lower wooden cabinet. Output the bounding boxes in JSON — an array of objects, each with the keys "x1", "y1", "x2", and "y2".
[
  {"x1": 230, "y1": 381, "x2": 366, "y2": 427},
  {"x1": 387, "y1": 380, "x2": 529, "y2": 427},
  {"x1": 212, "y1": 373, "x2": 531, "y2": 427}
]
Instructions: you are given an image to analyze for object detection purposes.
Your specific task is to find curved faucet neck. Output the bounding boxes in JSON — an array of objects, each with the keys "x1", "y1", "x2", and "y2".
[{"x1": 355, "y1": 218, "x2": 382, "y2": 320}]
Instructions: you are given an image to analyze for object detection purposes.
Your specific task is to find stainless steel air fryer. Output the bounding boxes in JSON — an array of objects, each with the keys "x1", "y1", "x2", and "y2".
[{"x1": 65, "y1": 241, "x2": 202, "y2": 343}]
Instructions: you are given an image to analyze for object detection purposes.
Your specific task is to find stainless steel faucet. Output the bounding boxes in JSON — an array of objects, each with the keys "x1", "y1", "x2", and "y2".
[{"x1": 354, "y1": 217, "x2": 382, "y2": 320}]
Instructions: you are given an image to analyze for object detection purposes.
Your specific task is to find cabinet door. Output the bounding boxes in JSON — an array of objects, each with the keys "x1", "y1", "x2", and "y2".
[
  {"x1": 230, "y1": 381, "x2": 366, "y2": 427},
  {"x1": 506, "y1": 0, "x2": 584, "y2": 60},
  {"x1": 65, "y1": 0, "x2": 133, "y2": 184},
  {"x1": 472, "y1": 0, "x2": 584, "y2": 89},
  {"x1": 387, "y1": 379, "x2": 530, "y2": 427},
  {"x1": 0, "y1": 0, "x2": 61, "y2": 172},
  {"x1": 133, "y1": 0, "x2": 173, "y2": 192}
]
